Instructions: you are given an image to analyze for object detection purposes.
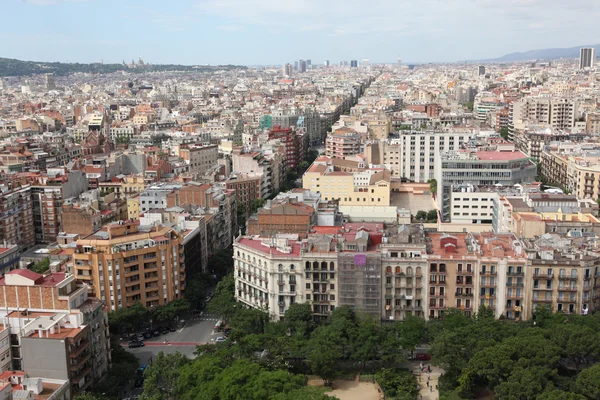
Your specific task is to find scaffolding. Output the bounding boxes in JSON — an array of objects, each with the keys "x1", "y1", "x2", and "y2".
[{"x1": 338, "y1": 253, "x2": 381, "y2": 319}]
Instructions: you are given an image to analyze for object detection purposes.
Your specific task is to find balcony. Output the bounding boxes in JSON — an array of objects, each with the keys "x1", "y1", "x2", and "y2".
[
  {"x1": 534, "y1": 286, "x2": 554, "y2": 291},
  {"x1": 69, "y1": 340, "x2": 90, "y2": 359},
  {"x1": 507, "y1": 271, "x2": 524, "y2": 277},
  {"x1": 71, "y1": 366, "x2": 92, "y2": 385},
  {"x1": 69, "y1": 353, "x2": 91, "y2": 372},
  {"x1": 533, "y1": 273, "x2": 554, "y2": 279},
  {"x1": 558, "y1": 275, "x2": 577, "y2": 281},
  {"x1": 533, "y1": 298, "x2": 553, "y2": 303},
  {"x1": 455, "y1": 292, "x2": 473, "y2": 297},
  {"x1": 558, "y1": 287, "x2": 578, "y2": 292},
  {"x1": 480, "y1": 271, "x2": 497, "y2": 276}
]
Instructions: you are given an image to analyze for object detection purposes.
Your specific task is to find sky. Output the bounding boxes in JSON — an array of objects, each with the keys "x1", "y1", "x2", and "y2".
[{"x1": 2, "y1": 0, "x2": 600, "y2": 65}]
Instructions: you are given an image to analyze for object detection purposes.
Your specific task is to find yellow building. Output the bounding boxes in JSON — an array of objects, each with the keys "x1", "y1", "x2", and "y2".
[
  {"x1": 302, "y1": 160, "x2": 391, "y2": 206},
  {"x1": 127, "y1": 195, "x2": 140, "y2": 220},
  {"x1": 122, "y1": 175, "x2": 146, "y2": 196},
  {"x1": 72, "y1": 222, "x2": 185, "y2": 311}
]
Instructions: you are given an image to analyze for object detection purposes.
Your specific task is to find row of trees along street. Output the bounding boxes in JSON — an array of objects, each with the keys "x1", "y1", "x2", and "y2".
[{"x1": 79, "y1": 270, "x2": 600, "y2": 400}]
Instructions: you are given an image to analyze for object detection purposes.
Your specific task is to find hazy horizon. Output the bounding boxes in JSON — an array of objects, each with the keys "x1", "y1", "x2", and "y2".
[{"x1": 2, "y1": 0, "x2": 600, "y2": 65}]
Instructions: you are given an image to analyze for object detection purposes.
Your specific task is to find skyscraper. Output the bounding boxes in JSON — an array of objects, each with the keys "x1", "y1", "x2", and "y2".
[
  {"x1": 306, "y1": 59, "x2": 311, "y2": 69},
  {"x1": 324, "y1": 60, "x2": 330, "y2": 67},
  {"x1": 580, "y1": 48, "x2": 595, "y2": 69},
  {"x1": 397, "y1": 56, "x2": 402, "y2": 66},
  {"x1": 294, "y1": 61, "x2": 298, "y2": 71},
  {"x1": 44, "y1": 73, "x2": 56, "y2": 90},
  {"x1": 299, "y1": 60, "x2": 307, "y2": 73},
  {"x1": 478, "y1": 65, "x2": 486, "y2": 76},
  {"x1": 282, "y1": 63, "x2": 292, "y2": 76},
  {"x1": 350, "y1": 60, "x2": 358, "y2": 68}
]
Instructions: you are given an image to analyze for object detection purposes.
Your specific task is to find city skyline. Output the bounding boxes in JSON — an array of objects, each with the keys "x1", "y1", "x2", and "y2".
[{"x1": 2, "y1": 0, "x2": 600, "y2": 65}]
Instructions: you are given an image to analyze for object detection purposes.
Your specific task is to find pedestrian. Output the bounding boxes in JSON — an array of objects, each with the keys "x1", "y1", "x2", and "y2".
[{"x1": 430, "y1": 385, "x2": 433, "y2": 392}]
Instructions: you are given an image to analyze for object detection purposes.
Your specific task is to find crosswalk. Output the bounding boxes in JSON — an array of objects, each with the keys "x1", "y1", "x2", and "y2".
[{"x1": 191, "y1": 312, "x2": 219, "y2": 321}]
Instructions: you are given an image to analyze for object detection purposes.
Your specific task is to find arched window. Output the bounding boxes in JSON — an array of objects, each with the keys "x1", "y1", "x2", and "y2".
[
  {"x1": 416, "y1": 266, "x2": 422, "y2": 276},
  {"x1": 278, "y1": 264, "x2": 284, "y2": 272},
  {"x1": 321, "y1": 261, "x2": 327, "y2": 270},
  {"x1": 559, "y1": 268, "x2": 565, "y2": 277},
  {"x1": 395, "y1": 266, "x2": 401, "y2": 274},
  {"x1": 313, "y1": 261, "x2": 319, "y2": 269},
  {"x1": 305, "y1": 261, "x2": 311, "y2": 269},
  {"x1": 386, "y1": 266, "x2": 392, "y2": 273},
  {"x1": 330, "y1": 262, "x2": 335, "y2": 271},
  {"x1": 407, "y1": 267, "x2": 413, "y2": 276},
  {"x1": 237, "y1": 251, "x2": 240, "y2": 257},
  {"x1": 290, "y1": 264, "x2": 295, "y2": 270}
]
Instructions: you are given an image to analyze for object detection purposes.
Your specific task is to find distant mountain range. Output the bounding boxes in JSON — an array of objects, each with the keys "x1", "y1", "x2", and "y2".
[
  {"x1": 481, "y1": 44, "x2": 600, "y2": 63},
  {"x1": 0, "y1": 57, "x2": 246, "y2": 77}
]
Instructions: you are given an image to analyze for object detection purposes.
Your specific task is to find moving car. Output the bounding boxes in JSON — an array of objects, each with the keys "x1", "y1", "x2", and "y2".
[
  {"x1": 215, "y1": 336, "x2": 226, "y2": 343},
  {"x1": 128, "y1": 341, "x2": 145, "y2": 348}
]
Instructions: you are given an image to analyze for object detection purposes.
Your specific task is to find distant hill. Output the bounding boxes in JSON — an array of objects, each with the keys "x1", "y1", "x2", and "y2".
[
  {"x1": 483, "y1": 44, "x2": 600, "y2": 62},
  {"x1": 0, "y1": 57, "x2": 246, "y2": 77}
]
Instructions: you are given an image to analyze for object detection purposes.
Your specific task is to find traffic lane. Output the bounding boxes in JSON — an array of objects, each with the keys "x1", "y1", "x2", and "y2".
[
  {"x1": 125, "y1": 343, "x2": 200, "y2": 361},
  {"x1": 144, "y1": 318, "x2": 220, "y2": 344}
]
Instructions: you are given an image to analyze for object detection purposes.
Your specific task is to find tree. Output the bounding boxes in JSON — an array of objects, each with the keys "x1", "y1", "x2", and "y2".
[
  {"x1": 184, "y1": 273, "x2": 213, "y2": 310},
  {"x1": 493, "y1": 366, "x2": 554, "y2": 400},
  {"x1": 270, "y1": 386, "x2": 332, "y2": 400},
  {"x1": 499, "y1": 126, "x2": 509, "y2": 140},
  {"x1": 426, "y1": 210, "x2": 438, "y2": 222},
  {"x1": 31, "y1": 257, "x2": 50, "y2": 274},
  {"x1": 207, "y1": 275, "x2": 238, "y2": 321},
  {"x1": 250, "y1": 198, "x2": 265, "y2": 214},
  {"x1": 576, "y1": 363, "x2": 600, "y2": 399},
  {"x1": 351, "y1": 313, "x2": 380, "y2": 368},
  {"x1": 237, "y1": 203, "x2": 247, "y2": 234},
  {"x1": 305, "y1": 149, "x2": 319, "y2": 164},
  {"x1": 415, "y1": 210, "x2": 427, "y2": 221},
  {"x1": 428, "y1": 179, "x2": 437, "y2": 195},
  {"x1": 375, "y1": 368, "x2": 419, "y2": 400},
  {"x1": 141, "y1": 352, "x2": 190, "y2": 400},
  {"x1": 108, "y1": 302, "x2": 150, "y2": 333},
  {"x1": 284, "y1": 303, "x2": 315, "y2": 337},
  {"x1": 152, "y1": 298, "x2": 190, "y2": 323},
  {"x1": 553, "y1": 324, "x2": 600, "y2": 371},
  {"x1": 475, "y1": 305, "x2": 495, "y2": 320},
  {"x1": 74, "y1": 394, "x2": 108, "y2": 400},
  {"x1": 307, "y1": 325, "x2": 344, "y2": 384}
]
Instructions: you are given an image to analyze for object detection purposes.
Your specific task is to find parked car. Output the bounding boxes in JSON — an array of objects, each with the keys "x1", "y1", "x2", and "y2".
[
  {"x1": 135, "y1": 334, "x2": 145, "y2": 342},
  {"x1": 160, "y1": 327, "x2": 170, "y2": 334},
  {"x1": 169, "y1": 325, "x2": 176, "y2": 332},
  {"x1": 413, "y1": 353, "x2": 431, "y2": 361},
  {"x1": 215, "y1": 336, "x2": 226, "y2": 343},
  {"x1": 129, "y1": 341, "x2": 145, "y2": 348},
  {"x1": 152, "y1": 330, "x2": 160, "y2": 337}
]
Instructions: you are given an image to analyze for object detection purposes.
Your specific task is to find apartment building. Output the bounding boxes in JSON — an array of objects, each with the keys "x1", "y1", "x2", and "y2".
[
  {"x1": 400, "y1": 131, "x2": 472, "y2": 182},
  {"x1": 0, "y1": 371, "x2": 70, "y2": 400},
  {"x1": 325, "y1": 131, "x2": 361, "y2": 159},
  {"x1": 179, "y1": 144, "x2": 218, "y2": 177},
  {"x1": 365, "y1": 140, "x2": 402, "y2": 177},
  {"x1": 232, "y1": 150, "x2": 280, "y2": 200},
  {"x1": 268, "y1": 125, "x2": 304, "y2": 171},
  {"x1": 72, "y1": 221, "x2": 185, "y2": 311},
  {"x1": 139, "y1": 184, "x2": 182, "y2": 214},
  {"x1": 514, "y1": 128, "x2": 585, "y2": 161},
  {"x1": 246, "y1": 199, "x2": 315, "y2": 238},
  {"x1": 511, "y1": 97, "x2": 578, "y2": 131},
  {"x1": 225, "y1": 176, "x2": 261, "y2": 218},
  {"x1": 234, "y1": 236, "x2": 304, "y2": 320},
  {"x1": 437, "y1": 144, "x2": 536, "y2": 223},
  {"x1": 380, "y1": 224, "x2": 427, "y2": 321},
  {"x1": 31, "y1": 170, "x2": 88, "y2": 244},
  {"x1": 0, "y1": 184, "x2": 35, "y2": 252},
  {"x1": 0, "y1": 269, "x2": 110, "y2": 394},
  {"x1": 302, "y1": 158, "x2": 390, "y2": 206}
]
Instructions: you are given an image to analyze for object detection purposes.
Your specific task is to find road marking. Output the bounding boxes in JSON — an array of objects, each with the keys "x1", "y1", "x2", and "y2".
[{"x1": 178, "y1": 320, "x2": 189, "y2": 333}]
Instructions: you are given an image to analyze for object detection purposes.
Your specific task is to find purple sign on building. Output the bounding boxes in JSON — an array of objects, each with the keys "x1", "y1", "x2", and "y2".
[{"x1": 355, "y1": 254, "x2": 367, "y2": 266}]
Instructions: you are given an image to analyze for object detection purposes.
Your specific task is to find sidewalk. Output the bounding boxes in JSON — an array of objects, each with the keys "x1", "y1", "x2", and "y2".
[{"x1": 412, "y1": 364, "x2": 441, "y2": 400}]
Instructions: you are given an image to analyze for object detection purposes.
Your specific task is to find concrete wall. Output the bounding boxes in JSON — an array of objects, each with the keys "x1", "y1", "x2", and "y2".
[{"x1": 21, "y1": 337, "x2": 68, "y2": 380}]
